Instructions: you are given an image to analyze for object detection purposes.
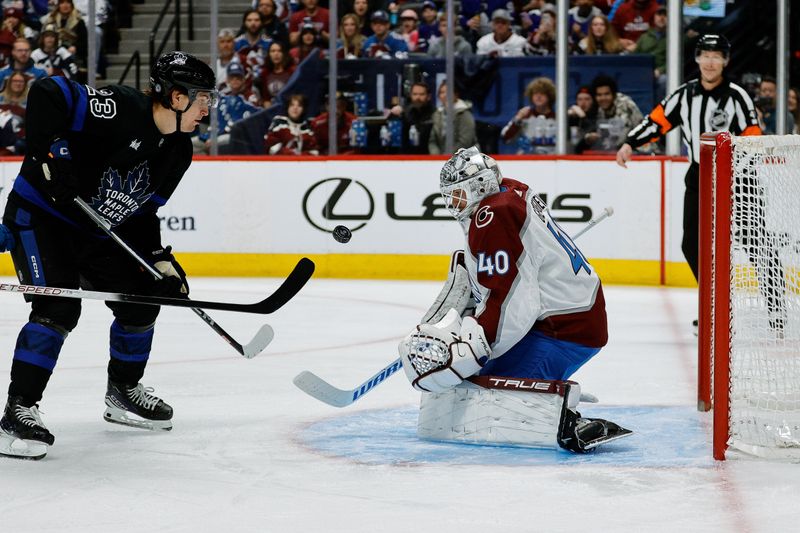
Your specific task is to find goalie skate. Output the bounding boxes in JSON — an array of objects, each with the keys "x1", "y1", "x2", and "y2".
[
  {"x1": 0, "y1": 397, "x2": 54, "y2": 460},
  {"x1": 104, "y1": 381, "x2": 173, "y2": 431}
]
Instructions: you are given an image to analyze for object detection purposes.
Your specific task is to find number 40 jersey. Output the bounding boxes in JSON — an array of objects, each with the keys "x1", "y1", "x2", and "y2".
[{"x1": 460, "y1": 178, "x2": 608, "y2": 358}]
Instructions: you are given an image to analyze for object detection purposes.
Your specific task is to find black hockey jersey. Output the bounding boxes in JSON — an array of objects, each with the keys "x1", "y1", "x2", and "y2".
[{"x1": 12, "y1": 76, "x2": 192, "y2": 248}]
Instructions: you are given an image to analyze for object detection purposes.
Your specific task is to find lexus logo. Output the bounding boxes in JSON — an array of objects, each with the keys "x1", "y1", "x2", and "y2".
[{"x1": 302, "y1": 177, "x2": 375, "y2": 233}]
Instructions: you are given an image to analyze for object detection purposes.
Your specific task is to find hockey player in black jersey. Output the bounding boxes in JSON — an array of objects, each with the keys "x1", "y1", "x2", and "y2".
[{"x1": 0, "y1": 51, "x2": 217, "y2": 459}]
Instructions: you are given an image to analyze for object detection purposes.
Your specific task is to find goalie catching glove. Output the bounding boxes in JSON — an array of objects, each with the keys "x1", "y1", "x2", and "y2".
[
  {"x1": 150, "y1": 245, "x2": 189, "y2": 297},
  {"x1": 399, "y1": 308, "x2": 492, "y2": 393}
]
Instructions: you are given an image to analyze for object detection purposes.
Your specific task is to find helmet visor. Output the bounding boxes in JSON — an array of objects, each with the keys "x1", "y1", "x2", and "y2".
[{"x1": 189, "y1": 88, "x2": 219, "y2": 109}]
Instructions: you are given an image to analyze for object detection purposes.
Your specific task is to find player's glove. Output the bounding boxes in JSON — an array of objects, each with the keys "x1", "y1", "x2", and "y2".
[
  {"x1": 150, "y1": 246, "x2": 189, "y2": 298},
  {"x1": 398, "y1": 308, "x2": 492, "y2": 393},
  {"x1": 41, "y1": 137, "x2": 79, "y2": 205}
]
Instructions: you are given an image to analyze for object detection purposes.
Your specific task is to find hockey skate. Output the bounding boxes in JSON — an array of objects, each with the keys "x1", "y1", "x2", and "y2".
[
  {"x1": 558, "y1": 409, "x2": 632, "y2": 453},
  {"x1": 104, "y1": 380, "x2": 173, "y2": 431},
  {"x1": 0, "y1": 396, "x2": 55, "y2": 460}
]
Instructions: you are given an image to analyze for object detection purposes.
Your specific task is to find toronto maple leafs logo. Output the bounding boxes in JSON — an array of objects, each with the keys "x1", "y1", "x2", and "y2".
[{"x1": 89, "y1": 162, "x2": 154, "y2": 226}]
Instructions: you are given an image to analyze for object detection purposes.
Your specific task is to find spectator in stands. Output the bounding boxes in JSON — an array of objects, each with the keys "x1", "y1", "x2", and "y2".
[
  {"x1": 289, "y1": 0, "x2": 330, "y2": 46},
  {"x1": 337, "y1": 13, "x2": 364, "y2": 58},
  {"x1": 584, "y1": 74, "x2": 642, "y2": 151},
  {"x1": 756, "y1": 76, "x2": 795, "y2": 135},
  {"x1": 568, "y1": 85, "x2": 597, "y2": 153},
  {"x1": 789, "y1": 87, "x2": 800, "y2": 134},
  {"x1": 73, "y1": 0, "x2": 108, "y2": 74},
  {"x1": 0, "y1": 73, "x2": 27, "y2": 155},
  {"x1": 41, "y1": 0, "x2": 88, "y2": 70},
  {"x1": 416, "y1": 0, "x2": 440, "y2": 52},
  {"x1": 476, "y1": 9, "x2": 531, "y2": 57},
  {"x1": 235, "y1": 10, "x2": 271, "y2": 77},
  {"x1": 32, "y1": 23, "x2": 79, "y2": 79},
  {"x1": 611, "y1": 0, "x2": 660, "y2": 48},
  {"x1": 349, "y1": 0, "x2": 373, "y2": 37},
  {"x1": 395, "y1": 9, "x2": 420, "y2": 53},
  {"x1": 0, "y1": 38, "x2": 47, "y2": 88},
  {"x1": 501, "y1": 76, "x2": 556, "y2": 154},
  {"x1": 219, "y1": 61, "x2": 260, "y2": 107},
  {"x1": 460, "y1": 4, "x2": 491, "y2": 51},
  {"x1": 253, "y1": 0, "x2": 289, "y2": 23},
  {"x1": 215, "y1": 29, "x2": 240, "y2": 87},
  {"x1": 311, "y1": 92, "x2": 358, "y2": 155},
  {"x1": 290, "y1": 21, "x2": 321, "y2": 65},
  {"x1": 428, "y1": 80, "x2": 477, "y2": 155},
  {"x1": 527, "y1": 5, "x2": 556, "y2": 56},
  {"x1": 259, "y1": 41, "x2": 293, "y2": 108},
  {"x1": 265, "y1": 94, "x2": 319, "y2": 155},
  {"x1": 257, "y1": 0, "x2": 290, "y2": 46},
  {"x1": 427, "y1": 14, "x2": 473, "y2": 58},
  {"x1": 2, "y1": 6, "x2": 37, "y2": 43},
  {"x1": 387, "y1": 81, "x2": 434, "y2": 154},
  {"x1": 0, "y1": 70, "x2": 29, "y2": 107},
  {"x1": 576, "y1": 14, "x2": 623, "y2": 55},
  {"x1": 362, "y1": 10, "x2": 408, "y2": 58},
  {"x1": 634, "y1": 6, "x2": 667, "y2": 100},
  {"x1": 568, "y1": 0, "x2": 602, "y2": 44},
  {"x1": 194, "y1": 72, "x2": 262, "y2": 155}
]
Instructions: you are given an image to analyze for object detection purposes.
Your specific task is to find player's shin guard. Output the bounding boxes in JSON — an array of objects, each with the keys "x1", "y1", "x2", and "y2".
[
  {"x1": 107, "y1": 320, "x2": 153, "y2": 385},
  {"x1": 8, "y1": 321, "x2": 66, "y2": 404}
]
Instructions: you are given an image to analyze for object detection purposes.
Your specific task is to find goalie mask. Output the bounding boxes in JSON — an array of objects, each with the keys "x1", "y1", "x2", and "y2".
[{"x1": 440, "y1": 146, "x2": 502, "y2": 221}]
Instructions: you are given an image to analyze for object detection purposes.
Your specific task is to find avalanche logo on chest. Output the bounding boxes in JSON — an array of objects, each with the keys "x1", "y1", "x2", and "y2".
[{"x1": 90, "y1": 162, "x2": 154, "y2": 226}]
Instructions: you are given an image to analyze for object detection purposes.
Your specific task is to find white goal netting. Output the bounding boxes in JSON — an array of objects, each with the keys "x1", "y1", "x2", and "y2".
[{"x1": 725, "y1": 135, "x2": 800, "y2": 459}]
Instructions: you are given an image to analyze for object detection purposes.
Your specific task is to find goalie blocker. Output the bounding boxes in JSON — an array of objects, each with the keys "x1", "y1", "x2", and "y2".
[{"x1": 418, "y1": 376, "x2": 631, "y2": 453}]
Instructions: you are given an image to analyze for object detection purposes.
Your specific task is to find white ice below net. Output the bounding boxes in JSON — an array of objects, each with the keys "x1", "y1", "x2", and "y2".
[{"x1": 728, "y1": 136, "x2": 800, "y2": 459}]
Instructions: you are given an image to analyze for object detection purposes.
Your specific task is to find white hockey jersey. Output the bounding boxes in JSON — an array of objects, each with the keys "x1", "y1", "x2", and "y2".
[{"x1": 460, "y1": 178, "x2": 607, "y2": 357}]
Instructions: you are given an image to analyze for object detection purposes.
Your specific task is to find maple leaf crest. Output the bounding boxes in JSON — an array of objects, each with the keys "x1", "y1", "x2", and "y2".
[{"x1": 89, "y1": 162, "x2": 154, "y2": 226}]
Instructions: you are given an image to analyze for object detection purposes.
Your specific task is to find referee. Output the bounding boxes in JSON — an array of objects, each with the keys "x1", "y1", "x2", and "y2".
[{"x1": 616, "y1": 34, "x2": 761, "y2": 281}]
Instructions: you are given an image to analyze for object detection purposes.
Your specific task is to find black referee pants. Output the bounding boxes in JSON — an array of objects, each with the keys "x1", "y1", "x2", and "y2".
[{"x1": 682, "y1": 163, "x2": 700, "y2": 281}]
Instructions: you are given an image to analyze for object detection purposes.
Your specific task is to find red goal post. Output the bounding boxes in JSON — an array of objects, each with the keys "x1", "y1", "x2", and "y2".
[{"x1": 698, "y1": 131, "x2": 800, "y2": 461}]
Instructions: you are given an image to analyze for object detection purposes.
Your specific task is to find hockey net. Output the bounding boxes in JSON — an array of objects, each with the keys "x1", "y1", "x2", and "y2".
[{"x1": 699, "y1": 132, "x2": 800, "y2": 461}]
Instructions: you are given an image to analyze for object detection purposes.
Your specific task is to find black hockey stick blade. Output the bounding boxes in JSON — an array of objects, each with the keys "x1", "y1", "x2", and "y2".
[{"x1": 0, "y1": 258, "x2": 315, "y2": 315}]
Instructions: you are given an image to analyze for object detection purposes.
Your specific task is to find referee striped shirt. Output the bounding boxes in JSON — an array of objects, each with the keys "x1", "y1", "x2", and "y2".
[{"x1": 625, "y1": 78, "x2": 761, "y2": 165}]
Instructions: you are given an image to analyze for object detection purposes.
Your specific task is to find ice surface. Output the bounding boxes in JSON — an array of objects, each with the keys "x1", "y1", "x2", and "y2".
[{"x1": 1, "y1": 278, "x2": 799, "y2": 532}]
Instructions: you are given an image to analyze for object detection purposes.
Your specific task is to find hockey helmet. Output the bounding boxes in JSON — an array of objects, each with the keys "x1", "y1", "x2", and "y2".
[
  {"x1": 150, "y1": 51, "x2": 218, "y2": 111},
  {"x1": 695, "y1": 34, "x2": 730, "y2": 61},
  {"x1": 439, "y1": 146, "x2": 502, "y2": 220}
]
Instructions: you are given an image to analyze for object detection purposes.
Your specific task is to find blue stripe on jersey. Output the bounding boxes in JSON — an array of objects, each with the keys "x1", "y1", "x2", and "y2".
[
  {"x1": 71, "y1": 83, "x2": 88, "y2": 131},
  {"x1": 14, "y1": 205, "x2": 30, "y2": 226},
  {"x1": 19, "y1": 229, "x2": 46, "y2": 285},
  {"x1": 12, "y1": 175, "x2": 80, "y2": 227},
  {"x1": 149, "y1": 194, "x2": 167, "y2": 207},
  {"x1": 52, "y1": 75, "x2": 73, "y2": 113},
  {"x1": 109, "y1": 320, "x2": 154, "y2": 363},
  {"x1": 13, "y1": 322, "x2": 65, "y2": 372}
]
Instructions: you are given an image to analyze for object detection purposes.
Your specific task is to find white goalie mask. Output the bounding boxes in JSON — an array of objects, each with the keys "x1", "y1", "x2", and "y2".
[{"x1": 440, "y1": 146, "x2": 502, "y2": 221}]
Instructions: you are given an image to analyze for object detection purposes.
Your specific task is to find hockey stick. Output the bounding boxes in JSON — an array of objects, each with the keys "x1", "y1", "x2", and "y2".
[
  {"x1": 571, "y1": 206, "x2": 614, "y2": 240},
  {"x1": 293, "y1": 207, "x2": 612, "y2": 407},
  {"x1": 73, "y1": 198, "x2": 313, "y2": 358}
]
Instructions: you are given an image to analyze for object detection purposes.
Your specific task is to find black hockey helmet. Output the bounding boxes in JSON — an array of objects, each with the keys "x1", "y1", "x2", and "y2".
[
  {"x1": 150, "y1": 51, "x2": 217, "y2": 111},
  {"x1": 695, "y1": 34, "x2": 730, "y2": 60}
]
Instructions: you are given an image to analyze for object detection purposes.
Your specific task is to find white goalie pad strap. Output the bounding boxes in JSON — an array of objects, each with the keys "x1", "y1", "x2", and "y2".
[
  {"x1": 422, "y1": 250, "x2": 475, "y2": 324},
  {"x1": 418, "y1": 377, "x2": 579, "y2": 448}
]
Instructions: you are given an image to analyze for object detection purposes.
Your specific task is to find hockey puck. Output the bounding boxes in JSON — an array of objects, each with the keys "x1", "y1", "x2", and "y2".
[{"x1": 332, "y1": 225, "x2": 352, "y2": 243}]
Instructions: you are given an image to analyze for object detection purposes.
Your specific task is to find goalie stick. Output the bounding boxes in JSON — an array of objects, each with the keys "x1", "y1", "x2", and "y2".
[
  {"x1": 293, "y1": 208, "x2": 612, "y2": 407},
  {"x1": 72, "y1": 198, "x2": 313, "y2": 358}
]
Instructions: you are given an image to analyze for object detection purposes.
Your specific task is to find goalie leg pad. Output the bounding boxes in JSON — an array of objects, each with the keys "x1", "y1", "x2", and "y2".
[{"x1": 417, "y1": 377, "x2": 579, "y2": 448}]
